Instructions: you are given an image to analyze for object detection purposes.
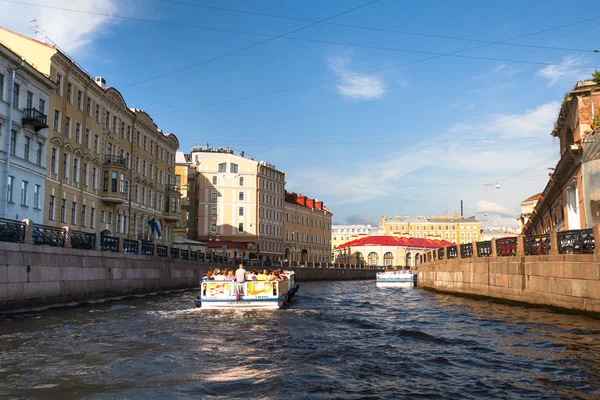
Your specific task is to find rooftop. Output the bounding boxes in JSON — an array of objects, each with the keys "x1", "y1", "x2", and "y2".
[{"x1": 336, "y1": 235, "x2": 454, "y2": 249}]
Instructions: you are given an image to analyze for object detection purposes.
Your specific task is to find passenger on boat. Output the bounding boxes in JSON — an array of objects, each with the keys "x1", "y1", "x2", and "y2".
[
  {"x1": 256, "y1": 270, "x2": 267, "y2": 281},
  {"x1": 235, "y1": 263, "x2": 246, "y2": 283},
  {"x1": 246, "y1": 269, "x2": 258, "y2": 281},
  {"x1": 213, "y1": 268, "x2": 225, "y2": 281},
  {"x1": 201, "y1": 271, "x2": 213, "y2": 281},
  {"x1": 225, "y1": 270, "x2": 236, "y2": 281}
]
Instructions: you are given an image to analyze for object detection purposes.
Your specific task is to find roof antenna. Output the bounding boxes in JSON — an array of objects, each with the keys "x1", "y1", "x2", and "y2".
[{"x1": 29, "y1": 20, "x2": 41, "y2": 39}]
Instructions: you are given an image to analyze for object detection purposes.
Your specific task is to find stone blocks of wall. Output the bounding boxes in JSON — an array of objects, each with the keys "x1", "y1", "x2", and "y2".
[{"x1": 418, "y1": 254, "x2": 600, "y2": 313}]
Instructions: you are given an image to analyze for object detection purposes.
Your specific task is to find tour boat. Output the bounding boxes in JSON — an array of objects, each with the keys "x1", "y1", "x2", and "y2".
[
  {"x1": 376, "y1": 270, "x2": 417, "y2": 288},
  {"x1": 195, "y1": 271, "x2": 300, "y2": 309}
]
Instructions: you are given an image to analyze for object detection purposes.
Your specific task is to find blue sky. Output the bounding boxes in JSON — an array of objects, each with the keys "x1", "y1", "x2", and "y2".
[{"x1": 2, "y1": 0, "x2": 600, "y2": 228}]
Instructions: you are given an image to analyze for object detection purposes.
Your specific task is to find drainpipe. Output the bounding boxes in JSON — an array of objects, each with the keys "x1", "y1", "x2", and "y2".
[{"x1": 2, "y1": 58, "x2": 25, "y2": 218}]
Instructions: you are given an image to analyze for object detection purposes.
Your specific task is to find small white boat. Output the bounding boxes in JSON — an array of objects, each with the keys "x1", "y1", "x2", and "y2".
[
  {"x1": 195, "y1": 271, "x2": 299, "y2": 309},
  {"x1": 376, "y1": 270, "x2": 417, "y2": 288}
]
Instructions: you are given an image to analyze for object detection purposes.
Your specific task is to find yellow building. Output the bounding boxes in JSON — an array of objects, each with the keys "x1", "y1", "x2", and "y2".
[
  {"x1": 174, "y1": 151, "x2": 191, "y2": 239},
  {"x1": 331, "y1": 224, "x2": 383, "y2": 251},
  {"x1": 283, "y1": 192, "x2": 332, "y2": 265},
  {"x1": 0, "y1": 28, "x2": 180, "y2": 243},
  {"x1": 187, "y1": 146, "x2": 285, "y2": 261},
  {"x1": 381, "y1": 215, "x2": 480, "y2": 245}
]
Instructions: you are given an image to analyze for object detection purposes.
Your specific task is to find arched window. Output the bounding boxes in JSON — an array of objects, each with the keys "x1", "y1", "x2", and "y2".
[
  {"x1": 367, "y1": 252, "x2": 378, "y2": 266},
  {"x1": 355, "y1": 252, "x2": 364, "y2": 265},
  {"x1": 383, "y1": 252, "x2": 394, "y2": 267},
  {"x1": 405, "y1": 252, "x2": 412, "y2": 267}
]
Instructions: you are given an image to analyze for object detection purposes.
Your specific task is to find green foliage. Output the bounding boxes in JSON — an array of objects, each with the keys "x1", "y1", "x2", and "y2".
[{"x1": 593, "y1": 70, "x2": 600, "y2": 85}]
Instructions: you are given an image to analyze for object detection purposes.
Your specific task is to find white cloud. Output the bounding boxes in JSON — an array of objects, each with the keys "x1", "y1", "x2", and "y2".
[
  {"x1": 537, "y1": 55, "x2": 593, "y2": 86},
  {"x1": 476, "y1": 200, "x2": 516, "y2": 218},
  {"x1": 327, "y1": 55, "x2": 386, "y2": 100},
  {"x1": 0, "y1": 0, "x2": 120, "y2": 54}
]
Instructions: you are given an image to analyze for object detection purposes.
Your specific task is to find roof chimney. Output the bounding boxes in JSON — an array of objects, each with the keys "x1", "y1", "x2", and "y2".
[{"x1": 95, "y1": 76, "x2": 106, "y2": 89}]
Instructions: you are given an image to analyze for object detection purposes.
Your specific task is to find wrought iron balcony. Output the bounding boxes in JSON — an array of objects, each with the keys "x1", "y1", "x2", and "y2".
[
  {"x1": 104, "y1": 155, "x2": 128, "y2": 169},
  {"x1": 165, "y1": 184, "x2": 181, "y2": 194},
  {"x1": 22, "y1": 108, "x2": 48, "y2": 132}
]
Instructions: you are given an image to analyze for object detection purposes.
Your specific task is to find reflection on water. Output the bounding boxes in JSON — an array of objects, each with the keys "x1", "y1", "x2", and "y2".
[{"x1": 1, "y1": 281, "x2": 599, "y2": 399}]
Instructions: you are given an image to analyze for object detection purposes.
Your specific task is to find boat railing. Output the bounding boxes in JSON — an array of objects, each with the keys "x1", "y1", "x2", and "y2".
[{"x1": 201, "y1": 279, "x2": 290, "y2": 299}]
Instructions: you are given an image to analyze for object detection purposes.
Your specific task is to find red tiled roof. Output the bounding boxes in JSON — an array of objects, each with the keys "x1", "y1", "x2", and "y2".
[
  {"x1": 285, "y1": 191, "x2": 331, "y2": 214},
  {"x1": 336, "y1": 235, "x2": 453, "y2": 249}
]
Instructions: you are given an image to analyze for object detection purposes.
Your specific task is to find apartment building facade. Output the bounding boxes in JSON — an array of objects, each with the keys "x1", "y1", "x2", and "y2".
[
  {"x1": 257, "y1": 161, "x2": 285, "y2": 261},
  {"x1": 381, "y1": 215, "x2": 480, "y2": 245},
  {"x1": 283, "y1": 191, "x2": 332, "y2": 265},
  {"x1": 0, "y1": 42, "x2": 54, "y2": 224},
  {"x1": 0, "y1": 28, "x2": 180, "y2": 243}
]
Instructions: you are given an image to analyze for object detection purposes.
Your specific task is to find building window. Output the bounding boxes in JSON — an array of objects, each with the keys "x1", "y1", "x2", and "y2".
[
  {"x1": 212, "y1": 176, "x2": 217, "y2": 185},
  {"x1": 67, "y1": 82, "x2": 72, "y2": 103},
  {"x1": 61, "y1": 199, "x2": 66, "y2": 222},
  {"x1": 53, "y1": 110, "x2": 60, "y2": 132},
  {"x1": 10, "y1": 131, "x2": 16, "y2": 156},
  {"x1": 143, "y1": 135, "x2": 147, "y2": 150},
  {"x1": 38, "y1": 98, "x2": 45, "y2": 114},
  {"x1": 90, "y1": 207, "x2": 95, "y2": 229},
  {"x1": 239, "y1": 177, "x2": 244, "y2": 186},
  {"x1": 20, "y1": 181, "x2": 28, "y2": 206},
  {"x1": 239, "y1": 207, "x2": 244, "y2": 216},
  {"x1": 211, "y1": 222, "x2": 216, "y2": 232},
  {"x1": 86, "y1": 97, "x2": 91, "y2": 116},
  {"x1": 77, "y1": 89, "x2": 82, "y2": 110},
  {"x1": 211, "y1": 205, "x2": 217, "y2": 216},
  {"x1": 33, "y1": 184, "x2": 40, "y2": 209},
  {"x1": 71, "y1": 201, "x2": 77, "y2": 225},
  {"x1": 111, "y1": 172, "x2": 118, "y2": 192},
  {"x1": 73, "y1": 158, "x2": 79, "y2": 182},
  {"x1": 75, "y1": 122, "x2": 81, "y2": 143},
  {"x1": 105, "y1": 111, "x2": 110, "y2": 128},
  {"x1": 24, "y1": 136, "x2": 30, "y2": 161},
  {"x1": 95, "y1": 104, "x2": 100, "y2": 122},
  {"x1": 12, "y1": 83, "x2": 19, "y2": 107},
  {"x1": 26, "y1": 91, "x2": 33, "y2": 109},
  {"x1": 0, "y1": 74, "x2": 3, "y2": 101},
  {"x1": 112, "y1": 116, "x2": 117, "y2": 132},
  {"x1": 92, "y1": 167, "x2": 98, "y2": 189},
  {"x1": 103, "y1": 171, "x2": 109, "y2": 191},
  {"x1": 65, "y1": 116, "x2": 71, "y2": 138},
  {"x1": 171, "y1": 197, "x2": 176, "y2": 212},
  {"x1": 230, "y1": 163, "x2": 238, "y2": 173},
  {"x1": 56, "y1": 74, "x2": 62, "y2": 96},
  {"x1": 211, "y1": 191, "x2": 217, "y2": 200},
  {"x1": 7, "y1": 176, "x2": 13, "y2": 203},
  {"x1": 238, "y1": 223, "x2": 244, "y2": 232},
  {"x1": 51, "y1": 148, "x2": 57, "y2": 173},
  {"x1": 83, "y1": 163, "x2": 88, "y2": 186},
  {"x1": 94, "y1": 134, "x2": 99, "y2": 153},
  {"x1": 239, "y1": 192, "x2": 244, "y2": 201},
  {"x1": 48, "y1": 195, "x2": 55, "y2": 220},
  {"x1": 218, "y1": 162, "x2": 226, "y2": 173},
  {"x1": 36, "y1": 142, "x2": 42, "y2": 166}
]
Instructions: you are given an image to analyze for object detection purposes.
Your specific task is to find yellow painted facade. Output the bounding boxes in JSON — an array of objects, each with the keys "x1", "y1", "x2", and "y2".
[
  {"x1": 0, "y1": 28, "x2": 179, "y2": 243},
  {"x1": 381, "y1": 215, "x2": 480, "y2": 245}
]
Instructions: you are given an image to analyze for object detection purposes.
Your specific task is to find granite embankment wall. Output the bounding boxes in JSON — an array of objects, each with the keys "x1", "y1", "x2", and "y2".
[
  {"x1": 418, "y1": 236, "x2": 600, "y2": 314},
  {"x1": 0, "y1": 242, "x2": 375, "y2": 312}
]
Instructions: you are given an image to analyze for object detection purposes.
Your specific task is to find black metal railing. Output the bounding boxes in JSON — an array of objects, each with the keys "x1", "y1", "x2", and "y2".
[
  {"x1": 71, "y1": 230, "x2": 95, "y2": 250},
  {"x1": 476, "y1": 241, "x2": 492, "y2": 257},
  {"x1": 141, "y1": 241, "x2": 154, "y2": 256},
  {"x1": 170, "y1": 247, "x2": 180, "y2": 259},
  {"x1": 557, "y1": 229, "x2": 595, "y2": 254},
  {"x1": 123, "y1": 239, "x2": 139, "y2": 255},
  {"x1": 32, "y1": 224, "x2": 65, "y2": 247},
  {"x1": 447, "y1": 245, "x2": 458, "y2": 259},
  {"x1": 181, "y1": 249, "x2": 189, "y2": 260},
  {"x1": 104, "y1": 155, "x2": 128, "y2": 169},
  {"x1": 0, "y1": 217, "x2": 26, "y2": 243},
  {"x1": 437, "y1": 247, "x2": 444, "y2": 260},
  {"x1": 100, "y1": 235, "x2": 119, "y2": 252},
  {"x1": 524, "y1": 233, "x2": 551, "y2": 256},
  {"x1": 157, "y1": 245, "x2": 168, "y2": 257},
  {"x1": 22, "y1": 107, "x2": 48, "y2": 129},
  {"x1": 165, "y1": 184, "x2": 181, "y2": 193},
  {"x1": 496, "y1": 237, "x2": 517, "y2": 257},
  {"x1": 460, "y1": 243, "x2": 473, "y2": 258},
  {"x1": 190, "y1": 251, "x2": 198, "y2": 261}
]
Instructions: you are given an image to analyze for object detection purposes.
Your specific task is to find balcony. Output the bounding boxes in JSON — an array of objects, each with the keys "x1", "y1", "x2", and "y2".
[
  {"x1": 165, "y1": 184, "x2": 181, "y2": 194},
  {"x1": 101, "y1": 186, "x2": 128, "y2": 204},
  {"x1": 104, "y1": 155, "x2": 129, "y2": 170},
  {"x1": 163, "y1": 208, "x2": 181, "y2": 222},
  {"x1": 22, "y1": 108, "x2": 48, "y2": 132}
]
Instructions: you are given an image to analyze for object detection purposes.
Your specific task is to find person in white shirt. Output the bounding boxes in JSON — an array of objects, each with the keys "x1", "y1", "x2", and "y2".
[{"x1": 235, "y1": 263, "x2": 247, "y2": 283}]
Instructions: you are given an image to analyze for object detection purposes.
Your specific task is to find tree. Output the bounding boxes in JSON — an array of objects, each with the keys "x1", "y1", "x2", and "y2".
[{"x1": 593, "y1": 70, "x2": 600, "y2": 85}]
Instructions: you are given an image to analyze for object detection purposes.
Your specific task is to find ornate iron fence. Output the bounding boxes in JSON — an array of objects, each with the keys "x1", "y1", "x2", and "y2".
[
  {"x1": 447, "y1": 245, "x2": 458, "y2": 259},
  {"x1": 32, "y1": 224, "x2": 65, "y2": 247},
  {"x1": 141, "y1": 241, "x2": 154, "y2": 256},
  {"x1": 437, "y1": 248, "x2": 445, "y2": 260},
  {"x1": 181, "y1": 249, "x2": 189, "y2": 260},
  {"x1": 476, "y1": 241, "x2": 492, "y2": 257},
  {"x1": 170, "y1": 247, "x2": 180, "y2": 259},
  {"x1": 0, "y1": 218, "x2": 26, "y2": 243},
  {"x1": 460, "y1": 243, "x2": 473, "y2": 258},
  {"x1": 524, "y1": 233, "x2": 551, "y2": 256},
  {"x1": 190, "y1": 251, "x2": 198, "y2": 261},
  {"x1": 100, "y1": 235, "x2": 119, "y2": 252},
  {"x1": 71, "y1": 230, "x2": 95, "y2": 250},
  {"x1": 557, "y1": 229, "x2": 595, "y2": 254},
  {"x1": 199, "y1": 252, "x2": 206, "y2": 261},
  {"x1": 496, "y1": 237, "x2": 517, "y2": 257},
  {"x1": 157, "y1": 245, "x2": 168, "y2": 257},
  {"x1": 123, "y1": 239, "x2": 139, "y2": 255}
]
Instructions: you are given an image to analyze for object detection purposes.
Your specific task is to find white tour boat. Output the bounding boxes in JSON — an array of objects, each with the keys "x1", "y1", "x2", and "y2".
[
  {"x1": 195, "y1": 271, "x2": 300, "y2": 309},
  {"x1": 376, "y1": 269, "x2": 417, "y2": 288}
]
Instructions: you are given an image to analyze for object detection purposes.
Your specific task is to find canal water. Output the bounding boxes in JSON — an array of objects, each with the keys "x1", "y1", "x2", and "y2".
[{"x1": 1, "y1": 281, "x2": 599, "y2": 399}]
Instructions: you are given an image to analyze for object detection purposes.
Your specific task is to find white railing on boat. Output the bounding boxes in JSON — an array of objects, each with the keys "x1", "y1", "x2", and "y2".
[{"x1": 201, "y1": 279, "x2": 291, "y2": 300}]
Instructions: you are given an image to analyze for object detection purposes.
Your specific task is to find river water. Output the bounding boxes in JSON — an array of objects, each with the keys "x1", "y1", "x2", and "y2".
[{"x1": 1, "y1": 280, "x2": 599, "y2": 399}]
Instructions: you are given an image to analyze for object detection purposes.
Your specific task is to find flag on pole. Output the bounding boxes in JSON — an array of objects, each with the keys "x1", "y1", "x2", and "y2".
[{"x1": 148, "y1": 218, "x2": 162, "y2": 238}]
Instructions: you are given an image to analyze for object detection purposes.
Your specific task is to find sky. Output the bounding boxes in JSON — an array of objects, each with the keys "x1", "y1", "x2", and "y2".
[{"x1": 1, "y1": 0, "x2": 599, "y2": 229}]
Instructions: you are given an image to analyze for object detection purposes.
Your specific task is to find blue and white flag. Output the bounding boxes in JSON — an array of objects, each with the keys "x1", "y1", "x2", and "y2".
[{"x1": 148, "y1": 218, "x2": 162, "y2": 238}]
